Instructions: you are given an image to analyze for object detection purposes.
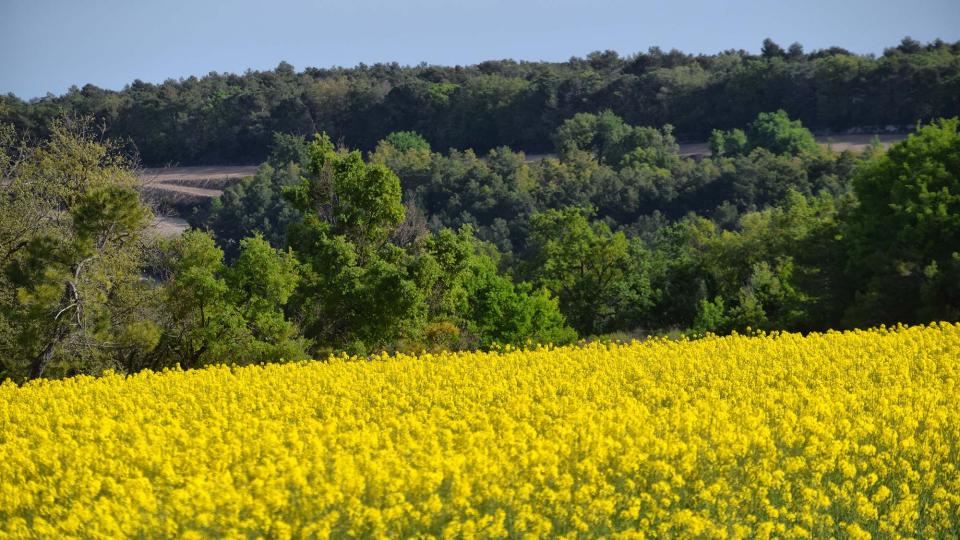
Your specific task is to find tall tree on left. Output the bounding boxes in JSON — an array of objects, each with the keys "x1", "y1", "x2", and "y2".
[{"x1": 0, "y1": 119, "x2": 159, "y2": 381}]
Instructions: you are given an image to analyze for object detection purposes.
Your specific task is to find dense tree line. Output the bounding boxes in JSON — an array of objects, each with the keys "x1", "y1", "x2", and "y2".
[
  {"x1": 0, "y1": 121, "x2": 574, "y2": 382},
  {"x1": 2, "y1": 109, "x2": 958, "y2": 382},
  {"x1": 2, "y1": 38, "x2": 959, "y2": 166},
  {"x1": 201, "y1": 110, "x2": 959, "y2": 339}
]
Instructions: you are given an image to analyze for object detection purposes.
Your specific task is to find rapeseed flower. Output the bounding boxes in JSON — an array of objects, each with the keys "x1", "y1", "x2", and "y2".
[{"x1": 1, "y1": 324, "x2": 958, "y2": 538}]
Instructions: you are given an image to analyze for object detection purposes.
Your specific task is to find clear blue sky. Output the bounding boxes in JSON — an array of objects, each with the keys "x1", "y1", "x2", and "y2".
[{"x1": 2, "y1": 0, "x2": 958, "y2": 99}]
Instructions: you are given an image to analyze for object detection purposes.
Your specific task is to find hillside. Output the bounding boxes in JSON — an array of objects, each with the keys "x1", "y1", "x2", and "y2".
[
  {"x1": 2, "y1": 38, "x2": 957, "y2": 166},
  {"x1": 137, "y1": 134, "x2": 906, "y2": 209}
]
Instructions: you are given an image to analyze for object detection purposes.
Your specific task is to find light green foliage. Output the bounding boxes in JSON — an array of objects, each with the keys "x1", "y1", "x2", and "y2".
[
  {"x1": 368, "y1": 133, "x2": 434, "y2": 192},
  {"x1": 462, "y1": 265, "x2": 576, "y2": 348},
  {"x1": 553, "y1": 110, "x2": 679, "y2": 169},
  {"x1": 422, "y1": 226, "x2": 576, "y2": 348},
  {"x1": 710, "y1": 110, "x2": 817, "y2": 159},
  {"x1": 160, "y1": 230, "x2": 308, "y2": 368},
  {"x1": 618, "y1": 125, "x2": 681, "y2": 171},
  {"x1": 709, "y1": 129, "x2": 726, "y2": 157},
  {"x1": 693, "y1": 296, "x2": 729, "y2": 334},
  {"x1": 0, "y1": 120, "x2": 157, "y2": 381},
  {"x1": 709, "y1": 128, "x2": 749, "y2": 157},
  {"x1": 710, "y1": 110, "x2": 817, "y2": 158},
  {"x1": 287, "y1": 133, "x2": 405, "y2": 250},
  {"x1": 385, "y1": 131, "x2": 431, "y2": 153},
  {"x1": 747, "y1": 110, "x2": 820, "y2": 156}
]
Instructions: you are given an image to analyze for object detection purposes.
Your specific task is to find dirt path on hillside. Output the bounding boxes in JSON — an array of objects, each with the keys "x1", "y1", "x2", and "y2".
[
  {"x1": 678, "y1": 134, "x2": 906, "y2": 156},
  {"x1": 139, "y1": 165, "x2": 259, "y2": 200},
  {"x1": 141, "y1": 165, "x2": 259, "y2": 183},
  {"x1": 149, "y1": 216, "x2": 190, "y2": 238},
  {"x1": 813, "y1": 134, "x2": 906, "y2": 152}
]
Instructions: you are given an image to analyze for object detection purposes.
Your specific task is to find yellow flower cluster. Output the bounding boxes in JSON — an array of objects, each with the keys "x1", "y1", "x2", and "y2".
[{"x1": 2, "y1": 324, "x2": 959, "y2": 538}]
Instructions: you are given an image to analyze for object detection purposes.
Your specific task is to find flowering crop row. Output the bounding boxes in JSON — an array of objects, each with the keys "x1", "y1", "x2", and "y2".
[{"x1": 1, "y1": 324, "x2": 959, "y2": 538}]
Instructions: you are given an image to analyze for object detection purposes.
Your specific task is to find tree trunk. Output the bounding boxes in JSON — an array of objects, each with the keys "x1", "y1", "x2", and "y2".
[
  {"x1": 28, "y1": 282, "x2": 73, "y2": 380},
  {"x1": 28, "y1": 323, "x2": 66, "y2": 380}
]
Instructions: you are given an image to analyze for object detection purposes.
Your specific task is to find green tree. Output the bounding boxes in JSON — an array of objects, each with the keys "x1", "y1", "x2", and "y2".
[
  {"x1": 286, "y1": 133, "x2": 405, "y2": 253},
  {"x1": 384, "y1": 130, "x2": 431, "y2": 153},
  {"x1": 709, "y1": 128, "x2": 748, "y2": 157},
  {"x1": 747, "y1": 110, "x2": 819, "y2": 156},
  {"x1": 694, "y1": 191, "x2": 846, "y2": 332},
  {"x1": 844, "y1": 118, "x2": 960, "y2": 325},
  {"x1": 203, "y1": 132, "x2": 312, "y2": 257},
  {"x1": 267, "y1": 132, "x2": 310, "y2": 170},
  {"x1": 206, "y1": 162, "x2": 303, "y2": 257},
  {"x1": 709, "y1": 129, "x2": 726, "y2": 156},
  {"x1": 6, "y1": 39, "x2": 959, "y2": 165},
  {"x1": 159, "y1": 230, "x2": 307, "y2": 369},
  {"x1": 368, "y1": 132, "x2": 434, "y2": 192},
  {"x1": 525, "y1": 207, "x2": 635, "y2": 335},
  {"x1": 421, "y1": 226, "x2": 576, "y2": 348},
  {"x1": 0, "y1": 119, "x2": 158, "y2": 381},
  {"x1": 761, "y1": 38, "x2": 786, "y2": 59},
  {"x1": 285, "y1": 133, "x2": 424, "y2": 353},
  {"x1": 552, "y1": 111, "x2": 631, "y2": 165}
]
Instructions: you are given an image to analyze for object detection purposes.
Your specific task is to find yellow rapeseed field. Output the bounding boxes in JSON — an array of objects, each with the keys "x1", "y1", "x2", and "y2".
[{"x1": 1, "y1": 324, "x2": 959, "y2": 539}]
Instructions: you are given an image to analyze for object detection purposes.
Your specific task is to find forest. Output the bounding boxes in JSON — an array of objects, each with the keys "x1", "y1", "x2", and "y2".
[
  {"x1": 1, "y1": 37, "x2": 959, "y2": 166},
  {"x1": 0, "y1": 38, "x2": 958, "y2": 382},
  {"x1": 2, "y1": 106, "x2": 958, "y2": 382}
]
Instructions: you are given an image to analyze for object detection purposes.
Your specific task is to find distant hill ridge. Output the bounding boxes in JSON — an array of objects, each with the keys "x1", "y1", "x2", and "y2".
[{"x1": 2, "y1": 37, "x2": 956, "y2": 166}]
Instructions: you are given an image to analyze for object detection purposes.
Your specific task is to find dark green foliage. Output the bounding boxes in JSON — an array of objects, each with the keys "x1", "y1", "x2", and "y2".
[
  {"x1": 695, "y1": 192, "x2": 847, "y2": 333},
  {"x1": 525, "y1": 207, "x2": 638, "y2": 335},
  {"x1": 630, "y1": 192, "x2": 850, "y2": 335},
  {"x1": 205, "y1": 163, "x2": 303, "y2": 258},
  {"x1": 192, "y1": 110, "x2": 959, "y2": 349},
  {"x1": 267, "y1": 132, "x2": 310, "y2": 170},
  {"x1": 204, "y1": 133, "x2": 308, "y2": 257},
  {"x1": 4, "y1": 39, "x2": 958, "y2": 166},
  {"x1": 283, "y1": 135, "x2": 421, "y2": 352}
]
